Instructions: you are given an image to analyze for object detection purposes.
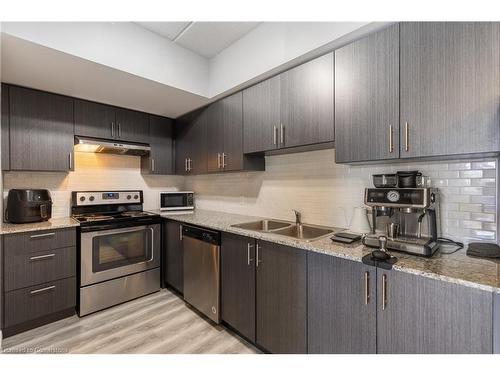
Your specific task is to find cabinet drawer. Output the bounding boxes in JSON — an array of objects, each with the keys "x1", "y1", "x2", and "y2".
[
  {"x1": 4, "y1": 246, "x2": 76, "y2": 291},
  {"x1": 4, "y1": 228, "x2": 76, "y2": 255},
  {"x1": 4, "y1": 277, "x2": 76, "y2": 328}
]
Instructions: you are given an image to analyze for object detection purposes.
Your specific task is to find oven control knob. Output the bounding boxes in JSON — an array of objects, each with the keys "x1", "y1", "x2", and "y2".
[
  {"x1": 127, "y1": 195, "x2": 132, "y2": 200},
  {"x1": 79, "y1": 196, "x2": 86, "y2": 202},
  {"x1": 134, "y1": 194, "x2": 139, "y2": 200},
  {"x1": 89, "y1": 196, "x2": 95, "y2": 202}
]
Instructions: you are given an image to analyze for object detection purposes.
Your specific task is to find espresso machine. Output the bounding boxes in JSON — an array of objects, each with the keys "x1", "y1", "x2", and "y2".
[{"x1": 363, "y1": 187, "x2": 441, "y2": 257}]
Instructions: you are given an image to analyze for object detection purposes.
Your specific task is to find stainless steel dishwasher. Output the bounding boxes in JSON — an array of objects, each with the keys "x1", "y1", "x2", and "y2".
[{"x1": 182, "y1": 224, "x2": 221, "y2": 324}]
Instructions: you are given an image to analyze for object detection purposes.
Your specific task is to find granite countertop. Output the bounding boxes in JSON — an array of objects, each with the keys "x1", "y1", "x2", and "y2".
[
  {"x1": 0, "y1": 217, "x2": 80, "y2": 235},
  {"x1": 157, "y1": 209, "x2": 500, "y2": 294}
]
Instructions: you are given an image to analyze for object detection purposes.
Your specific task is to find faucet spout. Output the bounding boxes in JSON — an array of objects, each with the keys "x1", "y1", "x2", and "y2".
[{"x1": 292, "y1": 209, "x2": 302, "y2": 226}]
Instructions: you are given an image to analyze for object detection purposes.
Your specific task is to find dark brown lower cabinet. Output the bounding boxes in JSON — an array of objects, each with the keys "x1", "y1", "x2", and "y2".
[
  {"x1": 256, "y1": 240, "x2": 307, "y2": 354},
  {"x1": 377, "y1": 269, "x2": 493, "y2": 354},
  {"x1": 164, "y1": 221, "x2": 184, "y2": 293},
  {"x1": 308, "y1": 253, "x2": 377, "y2": 353},
  {"x1": 221, "y1": 233, "x2": 256, "y2": 342}
]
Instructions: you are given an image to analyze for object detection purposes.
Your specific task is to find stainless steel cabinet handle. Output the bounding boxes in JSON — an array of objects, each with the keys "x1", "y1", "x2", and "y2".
[
  {"x1": 111, "y1": 122, "x2": 115, "y2": 138},
  {"x1": 364, "y1": 271, "x2": 370, "y2": 305},
  {"x1": 69, "y1": 153, "x2": 73, "y2": 169},
  {"x1": 185, "y1": 158, "x2": 188, "y2": 172},
  {"x1": 382, "y1": 274, "x2": 388, "y2": 310},
  {"x1": 256, "y1": 243, "x2": 262, "y2": 267},
  {"x1": 29, "y1": 253, "x2": 56, "y2": 261},
  {"x1": 118, "y1": 123, "x2": 122, "y2": 138},
  {"x1": 222, "y1": 153, "x2": 227, "y2": 168},
  {"x1": 280, "y1": 123, "x2": 284, "y2": 145},
  {"x1": 273, "y1": 125, "x2": 277, "y2": 145},
  {"x1": 179, "y1": 225, "x2": 183, "y2": 241},
  {"x1": 389, "y1": 125, "x2": 394, "y2": 153},
  {"x1": 30, "y1": 285, "x2": 55, "y2": 295},
  {"x1": 247, "y1": 243, "x2": 254, "y2": 265},
  {"x1": 188, "y1": 158, "x2": 192, "y2": 172},
  {"x1": 151, "y1": 158, "x2": 155, "y2": 172},
  {"x1": 30, "y1": 232, "x2": 55, "y2": 239},
  {"x1": 404, "y1": 122, "x2": 409, "y2": 152},
  {"x1": 217, "y1": 153, "x2": 221, "y2": 169}
]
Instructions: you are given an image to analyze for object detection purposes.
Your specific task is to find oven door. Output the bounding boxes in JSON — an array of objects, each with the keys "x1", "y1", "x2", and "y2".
[
  {"x1": 160, "y1": 192, "x2": 194, "y2": 211},
  {"x1": 80, "y1": 223, "x2": 161, "y2": 286}
]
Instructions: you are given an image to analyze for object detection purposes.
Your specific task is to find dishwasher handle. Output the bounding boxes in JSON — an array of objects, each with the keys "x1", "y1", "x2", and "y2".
[{"x1": 182, "y1": 224, "x2": 220, "y2": 245}]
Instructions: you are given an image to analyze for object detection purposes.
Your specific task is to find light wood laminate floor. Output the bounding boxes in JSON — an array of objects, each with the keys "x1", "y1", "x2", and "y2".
[{"x1": 1, "y1": 289, "x2": 259, "y2": 354}]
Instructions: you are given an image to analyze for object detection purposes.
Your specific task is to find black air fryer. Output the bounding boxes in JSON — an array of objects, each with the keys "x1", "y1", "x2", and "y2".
[{"x1": 5, "y1": 189, "x2": 53, "y2": 223}]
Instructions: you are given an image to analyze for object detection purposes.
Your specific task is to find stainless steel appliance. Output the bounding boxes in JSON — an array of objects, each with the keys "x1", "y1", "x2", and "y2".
[
  {"x1": 159, "y1": 191, "x2": 194, "y2": 211},
  {"x1": 5, "y1": 189, "x2": 53, "y2": 223},
  {"x1": 182, "y1": 225, "x2": 221, "y2": 323},
  {"x1": 74, "y1": 136, "x2": 151, "y2": 156},
  {"x1": 72, "y1": 190, "x2": 161, "y2": 316},
  {"x1": 363, "y1": 188, "x2": 441, "y2": 257}
]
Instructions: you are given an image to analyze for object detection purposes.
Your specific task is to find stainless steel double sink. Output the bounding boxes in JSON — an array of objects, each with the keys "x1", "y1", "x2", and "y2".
[{"x1": 231, "y1": 219, "x2": 335, "y2": 242}]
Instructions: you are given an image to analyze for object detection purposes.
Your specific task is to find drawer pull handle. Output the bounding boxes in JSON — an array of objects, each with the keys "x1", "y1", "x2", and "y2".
[
  {"x1": 30, "y1": 285, "x2": 56, "y2": 295},
  {"x1": 29, "y1": 253, "x2": 56, "y2": 261},
  {"x1": 30, "y1": 232, "x2": 56, "y2": 239}
]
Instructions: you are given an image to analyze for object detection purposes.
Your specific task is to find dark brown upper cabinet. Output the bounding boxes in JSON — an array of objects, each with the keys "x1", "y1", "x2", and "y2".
[
  {"x1": 75, "y1": 99, "x2": 149, "y2": 144},
  {"x1": 243, "y1": 76, "x2": 281, "y2": 153},
  {"x1": 9, "y1": 86, "x2": 74, "y2": 172},
  {"x1": 400, "y1": 22, "x2": 500, "y2": 159},
  {"x1": 335, "y1": 24, "x2": 400, "y2": 163},
  {"x1": 74, "y1": 99, "x2": 115, "y2": 139},
  {"x1": 206, "y1": 92, "x2": 265, "y2": 173},
  {"x1": 280, "y1": 52, "x2": 334, "y2": 148},
  {"x1": 115, "y1": 107, "x2": 149, "y2": 144},
  {"x1": 175, "y1": 108, "x2": 208, "y2": 175},
  {"x1": 1, "y1": 83, "x2": 10, "y2": 170},
  {"x1": 243, "y1": 53, "x2": 334, "y2": 153},
  {"x1": 141, "y1": 115, "x2": 174, "y2": 175}
]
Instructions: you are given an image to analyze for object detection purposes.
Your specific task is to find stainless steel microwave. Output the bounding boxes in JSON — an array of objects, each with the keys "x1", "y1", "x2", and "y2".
[{"x1": 159, "y1": 191, "x2": 194, "y2": 211}]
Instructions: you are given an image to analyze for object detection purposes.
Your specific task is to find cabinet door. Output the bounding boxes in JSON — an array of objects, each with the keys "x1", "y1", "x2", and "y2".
[
  {"x1": 9, "y1": 86, "x2": 74, "y2": 172},
  {"x1": 256, "y1": 240, "x2": 307, "y2": 353},
  {"x1": 164, "y1": 221, "x2": 183, "y2": 293},
  {"x1": 115, "y1": 107, "x2": 150, "y2": 143},
  {"x1": 206, "y1": 101, "x2": 224, "y2": 172},
  {"x1": 335, "y1": 24, "x2": 400, "y2": 163},
  {"x1": 308, "y1": 253, "x2": 376, "y2": 353},
  {"x1": 280, "y1": 52, "x2": 334, "y2": 148},
  {"x1": 222, "y1": 92, "x2": 244, "y2": 171},
  {"x1": 221, "y1": 233, "x2": 256, "y2": 342},
  {"x1": 400, "y1": 22, "x2": 500, "y2": 158},
  {"x1": 243, "y1": 76, "x2": 280, "y2": 153},
  {"x1": 2, "y1": 83, "x2": 10, "y2": 170},
  {"x1": 377, "y1": 269, "x2": 493, "y2": 354},
  {"x1": 174, "y1": 119, "x2": 190, "y2": 175},
  {"x1": 188, "y1": 108, "x2": 208, "y2": 174},
  {"x1": 74, "y1": 99, "x2": 114, "y2": 139},
  {"x1": 142, "y1": 115, "x2": 173, "y2": 175}
]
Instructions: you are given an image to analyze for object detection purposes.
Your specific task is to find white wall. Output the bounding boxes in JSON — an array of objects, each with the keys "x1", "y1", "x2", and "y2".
[
  {"x1": 1, "y1": 22, "x2": 210, "y2": 97},
  {"x1": 208, "y1": 22, "x2": 385, "y2": 97}
]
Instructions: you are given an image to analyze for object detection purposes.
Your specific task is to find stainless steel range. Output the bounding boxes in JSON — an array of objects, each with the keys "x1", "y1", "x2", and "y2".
[{"x1": 72, "y1": 190, "x2": 161, "y2": 316}]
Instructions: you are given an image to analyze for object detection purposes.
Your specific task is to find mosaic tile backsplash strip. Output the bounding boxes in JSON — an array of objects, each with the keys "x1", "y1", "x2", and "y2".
[{"x1": 185, "y1": 149, "x2": 498, "y2": 244}]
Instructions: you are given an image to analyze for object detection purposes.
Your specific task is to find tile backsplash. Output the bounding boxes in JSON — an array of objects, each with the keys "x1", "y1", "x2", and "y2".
[
  {"x1": 2, "y1": 149, "x2": 498, "y2": 244},
  {"x1": 185, "y1": 149, "x2": 498, "y2": 244},
  {"x1": 2, "y1": 152, "x2": 184, "y2": 219}
]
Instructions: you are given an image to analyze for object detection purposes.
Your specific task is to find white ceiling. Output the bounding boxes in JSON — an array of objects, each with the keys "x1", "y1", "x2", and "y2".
[{"x1": 136, "y1": 22, "x2": 260, "y2": 58}]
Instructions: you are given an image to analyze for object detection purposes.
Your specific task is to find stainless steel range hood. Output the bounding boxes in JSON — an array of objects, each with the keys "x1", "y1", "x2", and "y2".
[{"x1": 74, "y1": 136, "x2": 150, "y2": 156}]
